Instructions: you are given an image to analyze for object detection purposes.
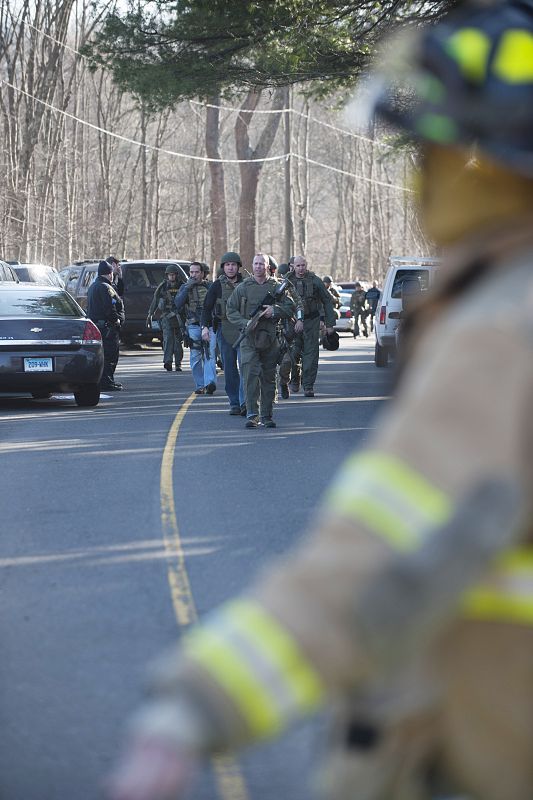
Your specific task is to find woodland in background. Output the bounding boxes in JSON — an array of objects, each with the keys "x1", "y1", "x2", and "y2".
[{"x1": 0, "y1": 0, "x2": 433, "y2": 282}]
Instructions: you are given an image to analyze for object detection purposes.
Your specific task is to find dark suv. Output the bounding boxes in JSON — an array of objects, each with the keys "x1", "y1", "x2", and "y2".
[{"x1": 59, "y1": 259, "x2": 190, "y2": 345}]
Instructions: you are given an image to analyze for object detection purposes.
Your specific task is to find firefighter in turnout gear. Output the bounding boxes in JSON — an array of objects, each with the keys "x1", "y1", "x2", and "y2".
[
  {"x1": 201, "y1": 251, "x2": 245, "y2": 415},
  {"x1": 108, "y1": 3, "x2": 533, "y2": 799},
  {"x1": 279, "y1": 255, "x2": 336, "y2": 397},
  {"x1": 147, "y1": 264, "x2": 185, "y2": 372},
  {"x1": 175, "y1": 261, "x2": 217, "y2": 394}
]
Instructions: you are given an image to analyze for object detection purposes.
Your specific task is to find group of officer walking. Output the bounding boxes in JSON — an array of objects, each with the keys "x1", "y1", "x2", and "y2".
[{"x1": 144, "y1": 250, "x2": 340, "y2": 428}]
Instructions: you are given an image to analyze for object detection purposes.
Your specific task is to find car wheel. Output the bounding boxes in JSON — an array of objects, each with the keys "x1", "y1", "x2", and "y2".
[
  {"x1": 74, "y1": 384, "x2": 100, "y2": 407},
  {"x1": 31, "y1": 391, "x2": 52, "y2": 399},
  {"x1": 374, "y1": 340, "x2": 389, "y2": 368}
]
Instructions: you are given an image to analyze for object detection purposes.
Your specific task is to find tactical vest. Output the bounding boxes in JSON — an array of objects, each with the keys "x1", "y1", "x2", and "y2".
[
  {"x1": 239, "y1": 277, "x2": 279, "y2": 321},
  {"x1": 217, "y1": 275, "x2": 241, "y2": 345},
  {"x1": 186, "y1": 281, "x2": 208, "y2": 322},
  {"x1": 160, "y1": 283, "x2": 180, "y2": 315},
  {"x1": 239, "y1": 277, "x2": 280, "y2": 350},
  {"x1": 288, "y1": 271, "x2": 320, "y2": 317},
  {"x1": 351, "y1": 290, "x2": 366, "y2": 311}
]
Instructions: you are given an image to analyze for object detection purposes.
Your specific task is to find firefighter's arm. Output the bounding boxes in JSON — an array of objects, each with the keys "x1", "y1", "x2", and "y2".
[{"x1": 109, "y1": 315, "x2": 531, "y2": 797}]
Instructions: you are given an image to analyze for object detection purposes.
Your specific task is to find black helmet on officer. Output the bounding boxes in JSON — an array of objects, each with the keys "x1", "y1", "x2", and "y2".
[{"x1": 165, "y1": 264, "x2": 180, "y2": 275}]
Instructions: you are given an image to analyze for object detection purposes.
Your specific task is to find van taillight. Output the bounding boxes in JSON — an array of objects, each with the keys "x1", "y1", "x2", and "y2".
[
  {"x1": 379, "y1": 306, "x2": 386, "y2": 325},
  {"x1": 83, "y1": 320, "x2": 102, "y2": 342}
]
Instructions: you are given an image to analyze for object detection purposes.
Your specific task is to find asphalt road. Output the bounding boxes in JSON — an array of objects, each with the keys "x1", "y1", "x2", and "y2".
[{"x1": 0, "y1": 334, "x2": 391, "y2": 800}]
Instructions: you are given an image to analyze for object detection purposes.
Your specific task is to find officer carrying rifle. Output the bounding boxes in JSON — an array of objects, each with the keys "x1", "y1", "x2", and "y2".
[{"x1": 226, "y1": 253, "x2": 295, "y2": 428}]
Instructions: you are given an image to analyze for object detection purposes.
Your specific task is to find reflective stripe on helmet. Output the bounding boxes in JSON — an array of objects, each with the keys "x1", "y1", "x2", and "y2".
[
  {"x1": 462, "y1": 547, "x2": 533, "y2": 624},
  {"x1": 184, "y1": 600, "x2": 324, "y2": 738},
  {"x1": 415, "y1": 112, "x2": 459, "y2": 144},
  {"x1": 446, "y1": 28, "x2": 491, "y2": 82},
  {"x1": 493, "y1": 29, "x2": 533, "y2": 83},
  {"x1": 324, "y1": 451, "x2": 452, "y2": 551}
]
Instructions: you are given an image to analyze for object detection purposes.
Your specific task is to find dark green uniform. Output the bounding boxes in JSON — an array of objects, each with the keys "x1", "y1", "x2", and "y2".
[
  {"x1": 148, "y1": 280, "x2": 184, "y2": 369},
  {"x1": 226, "y1": 277, "x2": 294, "y2": 421},
  {"x1": 350, "y1": 288, "x2": 369, "y2": 338},
  {"x1": 280, "y1": 270, "x2": 336, "y2": 393}
]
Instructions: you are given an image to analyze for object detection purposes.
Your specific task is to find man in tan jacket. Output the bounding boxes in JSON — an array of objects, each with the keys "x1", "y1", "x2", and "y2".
[{"x1": 109, "y1": 2, "x2": 533, "y2": 798}]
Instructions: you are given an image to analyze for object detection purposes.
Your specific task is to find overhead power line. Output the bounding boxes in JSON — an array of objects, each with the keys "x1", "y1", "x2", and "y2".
[
  {"x1": 25, "y1": 21, "x2": 393, "y2": 151},
  {"x1": 189, "y1": 99, "x2": 393, "y2": 150},
  {"x1": 0, "y1": 77, "x2": 411, "y2": 192},
  {"x1": 0, "y1": 78, "x2": 288, "y2": 165}
]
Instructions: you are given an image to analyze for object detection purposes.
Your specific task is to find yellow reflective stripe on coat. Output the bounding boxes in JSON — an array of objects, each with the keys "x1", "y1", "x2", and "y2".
[
  {"x1": 184, "y1": 600, "x2": 324, "y2": 739},
  {"x1": 227, "y1": 600, "x2": 323, "y2": 713},
  {"x1": 446, "y1": 28, "x2": 491, "y2": 82},
  {"x1": 185, "y1": 626, "x2": 280, "y2": 737},
  {"x1": 325, "y1": 451, "x2": 452, "y2": 551},
  {"x1": 493, "y1": 30, "x2": 533, "y2": 83},
  {"x1": 462, "y1": 547, "x2": 533, "y2": 624}
]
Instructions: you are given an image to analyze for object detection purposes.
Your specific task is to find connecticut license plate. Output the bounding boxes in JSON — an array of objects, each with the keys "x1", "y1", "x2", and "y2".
[{"x1": 24, "y1": 357, "x2": 53, "y2": 372}]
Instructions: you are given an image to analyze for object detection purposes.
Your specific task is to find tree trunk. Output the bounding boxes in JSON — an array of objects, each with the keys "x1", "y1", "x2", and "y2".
[
  {"x1": 205, "y1": 95, "x2": 228, "y2": 265},
  {"x1": 235, "y1": 87, "x2": 285, "y2": 268}
]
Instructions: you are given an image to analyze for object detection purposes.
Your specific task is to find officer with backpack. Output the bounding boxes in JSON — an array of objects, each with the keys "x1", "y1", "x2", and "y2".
[{"x1": 147, "y1": 264, "x2": 184, "y2": 372}]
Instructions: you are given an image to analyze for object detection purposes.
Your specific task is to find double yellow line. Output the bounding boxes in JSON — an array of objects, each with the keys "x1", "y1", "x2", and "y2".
[{"x1": 160, "y1": 392, "x2": 249, "y2": 800}]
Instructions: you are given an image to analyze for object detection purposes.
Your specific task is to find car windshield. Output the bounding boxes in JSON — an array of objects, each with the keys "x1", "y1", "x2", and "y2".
[
  {"x1": 124, "y1": 264, "x2": 186, "y2": 289},
  {"x1": 391, "y1": 269, "x2": 430, "y2": 298},
  {"x1": 0, "y1": 289, "x2": 82, "y2": 317},
  {"x1": 14, "y1": 266, "x2": 62, "y2": 287}
]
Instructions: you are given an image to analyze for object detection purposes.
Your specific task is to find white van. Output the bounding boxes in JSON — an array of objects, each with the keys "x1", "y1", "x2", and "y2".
[{"x1": 374, "y1": 256, "x2": 440, "y2": 367}]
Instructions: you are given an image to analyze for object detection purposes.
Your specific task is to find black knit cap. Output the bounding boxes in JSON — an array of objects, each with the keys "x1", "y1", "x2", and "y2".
[{"x1": 98, "y1": 260, "x2": 113, "y2": 276}]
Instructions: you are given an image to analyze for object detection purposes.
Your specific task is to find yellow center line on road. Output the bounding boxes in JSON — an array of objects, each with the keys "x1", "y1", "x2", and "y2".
[{"x1": 160, "y1": 392, "x2": 250, "y2": 800}]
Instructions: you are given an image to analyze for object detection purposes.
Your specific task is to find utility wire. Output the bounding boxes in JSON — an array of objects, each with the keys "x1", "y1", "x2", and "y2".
[
  {"x1": 189, "y1": 98, "x2": 393, "y2": 150},
  {"x1": 25, "y1": 21, "x2": 393, "y2": 150},
  {"x1": 1, "y1": 77, "x2": 410, "y2": 191},
  {"x1": 0, "y1": 78, "x2": 289, "y2": 165}
]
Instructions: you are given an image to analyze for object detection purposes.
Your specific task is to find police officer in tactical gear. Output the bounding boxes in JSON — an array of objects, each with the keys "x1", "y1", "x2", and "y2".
[
  {"x1": 280, "y1": 255, "x2": 336, "y2": 397},
  {"x1": 365, "y1": 281, "x2": 381, "y2": 332},
  {"x1": 201, "y1": 251, "x2": 245, "y2": 414},
  {"x1": 87, "y1": 260, "x2": 125, "y2": 391},
  {"x1": 322, "y1": 275, "x2": 342, "y2": 310},
  {"x1": 175, "y1": 261, "x2": 216, "y2": 394},
  {"x1": 147, "y1": 264, "x2": 184, "y2": 371},
  {"x1": 350, "y1": 282, "x2": 369, "y2": 338},
  {"x1": 226, "y1": 252, "x2": 294, "y2": 428},
  {"x1": 108, "y1": 3, "x2": 533, "y2": 799}
]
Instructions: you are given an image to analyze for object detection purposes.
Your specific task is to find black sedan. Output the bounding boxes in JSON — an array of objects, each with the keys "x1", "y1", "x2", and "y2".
[{"x1": 0, "y1": 285, "x2": 104, "y2": 406}]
